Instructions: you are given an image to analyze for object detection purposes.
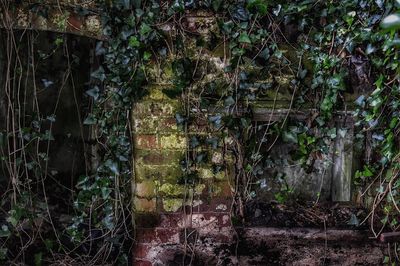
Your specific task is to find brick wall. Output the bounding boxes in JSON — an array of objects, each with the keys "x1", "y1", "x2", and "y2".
[{"x1": 132, "y1": 75, "x2": 235, "y2": 265}]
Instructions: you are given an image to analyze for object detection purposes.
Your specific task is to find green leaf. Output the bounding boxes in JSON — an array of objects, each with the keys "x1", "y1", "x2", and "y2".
[
  {"x1": 381, "y1": 14, "x2": 400, "y2": 30},
  {"x1": 143, "y1": 51, "x2": 151, "y2": 61},
  {"x1": 140, "y1": 23, "x2": 152, "y2": 36},
  {"x1": 128, "y1": 36, "x2": 140, "y2": 47},
  {"x1": 282, "y1": 131, "x2": 298, "y2": 144},
  {"x1": 239, "y1": 33, "x2": 251, "y2": 44},
  {"x1": 247, "y1": 0, "x2": 268, "y2": 16},
  {"x1": 224, "y1": 96, "x2": 235, "y2": 107},
  {"x1": 105, "y1": 159, "x2": 119, "y2": 175},
  {"x1": 86, "y1": 86, "x2": 100, "y2": 100},
  {"x1": 91, "y1": 66, "x2": 106, "y2": 82},
  {"x1": 83, "y1": 114, "x2": 97, "y2": 125},
  {"x1": 101, "y1": 187, "x2": 111, "y2": 199}
]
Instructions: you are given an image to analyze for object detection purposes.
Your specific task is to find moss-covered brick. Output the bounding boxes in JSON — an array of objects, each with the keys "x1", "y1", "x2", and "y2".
[
  {"x1": 134, "y1": 197, "x2": 157, "y2": 212},
  {"x1": 135, "y1": 164, "x2": 183, "y2": 183},
  {"x1": 145, "y1": 61, "x2": 175, "y2": 84},
  {"x1": 158, "y1": 117, "x2": 178, "y2": 132},
  {"x1": 134, "y1": 116, "x2": 159, "y2": 134},
  {"x1": 162, "y1": 198, "x2": 183, "y2": 212},
  {"x1": 198, "y1": 168, "x2": 214, "y2": 179},
  {"x1": 194, "y1": 183, "x2": 206, "y2": 195},
  {"x1": 159, "y1": 183, "x2": 186, "y2": 197},
  {"x1": 197, "y1": 167, "x2": 228, "y2": 181},
  {"x1": 134, "y1": 134, "x2": 159, "y2": 150},
  {"x1": 136, "y1": 180, "x2": 157, "y2": 198},
  {"x1": 134, "y1": 101, "x2": 179, "y2": 118},
  {"x1": 159, "y1": 134, "x2": 186, "y2": 150},
  {"x1": 135, "y1": 149, "x2": 184, "y2": 166}
]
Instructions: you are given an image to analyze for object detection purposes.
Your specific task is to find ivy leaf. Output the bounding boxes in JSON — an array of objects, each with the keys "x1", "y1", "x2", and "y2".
[
  {"x1": 208, "y1": 115, "x2": 222, "y2": 128},
  {"x1": 239, "y1": 33, "x2": 251, "y2": 44},
  {"x1": 91, "y1": 67, "x2": 106, "y2": 82},
  {"x1": 105, "y1": 159, "x2": 119, "y2": 175},
  {"x1": 273, "y1": 4, "x2": 281, "y2": 16},
  {"x1": 95, "y1": 41, "x2": 106, "y2": 56},
  {"x1": 121, "y1": 29, "x2": 134, "y2": 40},
  {"x1": 282, "y1": 131, "x2": 298, "y2": 144},
  {"x1": 101, "y1": 187, "x2": 111, "y2": 199},
  {"x1": 206, "y1": 137, "x2": 219, "y2": 149},
  {"x1": 189, "y1": 136, "x2": 200, "y2": 148},
  {"x1": 247, "y1": 0, "x2": 268, "y2": 16},
  {"x1": 83, "y1": 114, "x2": 97, "y2": 125},
  {"x1": 41, "y1": 79, "x2": 54, "y2": 88},
  {"x1": 175, "y1": 113, "x2": 186, "y2": 125},
  {"x1": 212, "y1": 0, "x2": 222, "y2": 11},
  {"x1": 381, "y1": 14, "x2": 400, "y2": 30},
  {"x1": 139, "y1": 23, "x2": 152, "y2": 36},
  {"x1": 143, "y1": 51, "x2": 152, "y2": 61},
  {"x1": 224, "y1": 96, "x2": 235, "y2": 107},
  {"x1": 259, "y1": 48, "x2": 270, "y2": 60},
  {"x1": 46, "y1": 114, "x2": 56, "y2": 123},
  {"x1": 129, "y1": 36, "x2": 140, "y2": 47},
  {"x1": 86, "y1": 86, "x2": 100, "y2": 100},
  {"x1": 355, "y1": 95, "x2": 365, "y2": 107},
  {"x1": 232, "y1": 5, "x2": 249, "y2": 21}
]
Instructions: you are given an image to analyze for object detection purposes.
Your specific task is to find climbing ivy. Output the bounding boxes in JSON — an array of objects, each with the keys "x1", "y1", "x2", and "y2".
[{"x1": 0, "y1": 0, "x2": 399, "y2": 264}]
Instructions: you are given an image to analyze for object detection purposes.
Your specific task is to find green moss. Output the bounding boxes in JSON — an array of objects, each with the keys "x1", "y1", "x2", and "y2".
[
  {"x1": 159, "y1": 134, "x2": 186, "y2": 149},
  {"x1": 135, "y1": 164, "x2": 183, "y2": 183},
  {"x1": 163, "y1": 198, "x2": 183, "y2": 212},
  {"x1": 159, "y1": 183, "x2": 185, "y2": 197}
]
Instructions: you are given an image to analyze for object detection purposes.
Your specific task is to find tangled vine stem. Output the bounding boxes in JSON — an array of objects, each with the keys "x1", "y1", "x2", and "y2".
[{"x1": 0, "y1": 0, "x2": 399, "y2": 264}]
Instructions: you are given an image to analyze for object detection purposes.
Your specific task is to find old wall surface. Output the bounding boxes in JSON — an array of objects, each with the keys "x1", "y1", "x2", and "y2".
[
  {"x1": 130, "y1": 10, "x2": 385, "y2": 266},
  {"x1": 132, "y1": 17, "x2": 235, "y2": 262}
]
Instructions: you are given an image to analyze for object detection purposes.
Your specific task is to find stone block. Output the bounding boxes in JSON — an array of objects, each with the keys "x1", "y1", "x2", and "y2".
[
  {"x1": 135, "y1": 164, "x2": 183, "y2": 183},
  {"x1": 134, "y1": 101, "x2": 179, "y2": 117},
  {"x1": 133, "y1": 116, "x2": 159, "y2": 134},
  {"x1": 135, "y1": 149, "x2": 184, "y2": 166},
  {"x1": 159, "y1": 183, "x2": 186, "y2": 197},
  {"x1": 135, "y1": 180, "x2": 157, "y2": 198},
  {"x1": 134, "y1": 197, "x2": 157, "y2": 212},
  {"x1": 134, "y1": 134, "x2": 159, "y2": 150},
  {"x1": 162, "y1": 198, "x2": 183, "y2": 212},
  {"x1": 159, "y1": 134, "x2": 187, "y2": 149}
]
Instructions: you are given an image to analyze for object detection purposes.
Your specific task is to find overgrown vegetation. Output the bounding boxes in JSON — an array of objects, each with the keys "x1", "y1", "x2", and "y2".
[{"x1": 0, "y1": 0, "x2": 399, "y2": 265}]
